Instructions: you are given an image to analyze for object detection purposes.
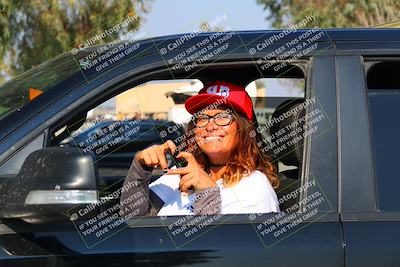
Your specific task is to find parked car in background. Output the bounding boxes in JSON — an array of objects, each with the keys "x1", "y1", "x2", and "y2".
[{"x1": 62, "y1": 119, "x2": 183, "y2": 169}]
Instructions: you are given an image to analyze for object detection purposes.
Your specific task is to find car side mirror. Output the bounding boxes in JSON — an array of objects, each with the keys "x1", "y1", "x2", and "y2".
[{"x1": 0, "y1": 147, "x2": 99, "y2": 223}]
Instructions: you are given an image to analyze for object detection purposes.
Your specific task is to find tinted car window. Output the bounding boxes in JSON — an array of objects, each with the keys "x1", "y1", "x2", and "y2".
[
  {"x1": 368, "y1": 92, "x2": 400, "y2": 211},
  {"x1": 0, "y1": 45, "x2": 112, "y2": 122},
  {"x1": 367, "y1": 60, "x2": 400, "y2": 211},
  {"x1": 0, "y1": 52, "x2": 79, "y2": 121}
]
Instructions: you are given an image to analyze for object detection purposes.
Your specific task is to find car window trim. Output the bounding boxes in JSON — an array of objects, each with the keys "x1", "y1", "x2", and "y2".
[
  {"x1": 2, "y1": 57, "x2": 340, "y2": 227},
  {"x1": 341, "y1": 211, "x2": 400, "y2": 221},
  {"x1": 45, "y1": 58, "x2": 338, "y2": 223},
  {"x1": 125, "y1": 212, "x2": 340, "y2": 228}
]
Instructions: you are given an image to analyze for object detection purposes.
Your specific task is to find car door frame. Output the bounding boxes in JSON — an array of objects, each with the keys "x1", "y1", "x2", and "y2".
[{"x1": 337, "y1": 41, "x2": 400, "y2": 267}]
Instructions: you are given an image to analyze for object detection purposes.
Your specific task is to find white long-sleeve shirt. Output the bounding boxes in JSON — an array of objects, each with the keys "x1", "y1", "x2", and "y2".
[{"x1": 150, "y1": 169, "x2": 280, "y2": 216}]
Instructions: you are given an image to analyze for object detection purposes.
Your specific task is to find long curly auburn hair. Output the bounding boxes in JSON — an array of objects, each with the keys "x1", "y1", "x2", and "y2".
[{"x1": 183, "y1": 109, "x2": 280, "y2": 189}]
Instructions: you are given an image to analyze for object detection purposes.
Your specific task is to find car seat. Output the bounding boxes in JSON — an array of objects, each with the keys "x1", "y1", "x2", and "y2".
[{"x1": 269, "y1": 99, "x2": 305, "y2": 212}]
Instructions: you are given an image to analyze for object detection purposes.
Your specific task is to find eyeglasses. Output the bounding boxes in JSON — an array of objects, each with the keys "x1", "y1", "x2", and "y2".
[{"x1": 195, "y1": 112, "x2": 234, "y2": 128}]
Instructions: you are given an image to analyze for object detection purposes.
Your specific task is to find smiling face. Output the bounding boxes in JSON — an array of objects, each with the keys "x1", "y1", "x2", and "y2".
[{"x1": 194, "y1": 108, "x2": 239, "y2": 164}]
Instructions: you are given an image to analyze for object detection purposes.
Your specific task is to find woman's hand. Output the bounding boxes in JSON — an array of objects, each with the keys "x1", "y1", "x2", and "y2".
[
  {"x1": 135, "y1": 140, "x2": 176, "y2": 169},
  {"x1": 167, "y1": 152, "x2": 216, "y2": 193}
]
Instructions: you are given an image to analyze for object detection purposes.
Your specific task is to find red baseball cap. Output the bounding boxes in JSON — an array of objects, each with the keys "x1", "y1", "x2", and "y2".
[{"x1": 185, "y1": 81, "x2": 254, "y2": 121}]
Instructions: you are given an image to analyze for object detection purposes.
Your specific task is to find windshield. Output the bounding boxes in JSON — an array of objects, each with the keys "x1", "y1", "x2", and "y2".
[
  {"x1": 0, "y1": 52, "x2": 81, "y2": 121},
  {"x1": 0, "y1": 40, "x2": 144, "y2": 122}
]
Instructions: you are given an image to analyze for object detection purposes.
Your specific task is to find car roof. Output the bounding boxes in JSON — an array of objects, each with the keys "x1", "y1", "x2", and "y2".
[
  {"x1": 150, "y1": 28, "x2": 400, "y2": 45},
  {"x1": 75, "y1": 28, "x2": 400, "y2": 58}
]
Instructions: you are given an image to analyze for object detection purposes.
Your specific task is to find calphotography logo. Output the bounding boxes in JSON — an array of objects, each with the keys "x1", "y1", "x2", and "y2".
[{"x1": 206, "y1": 85, "x2": 230, "y2": 97}]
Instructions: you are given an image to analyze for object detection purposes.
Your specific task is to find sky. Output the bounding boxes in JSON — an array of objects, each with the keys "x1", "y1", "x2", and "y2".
[{"x1": 141, "y1": 0, "x2": 271, "y2": 37}]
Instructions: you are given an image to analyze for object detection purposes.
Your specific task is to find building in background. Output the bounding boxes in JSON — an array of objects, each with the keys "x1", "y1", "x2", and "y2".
[
  {"x1": 115, "y1": 80, "x2": 195, "y2": 121},
  {"x1": 115, "y1": 80, "x2": 265, "y2": 124},
  {"x1": 88, "y1": 78, "x2": 304, "y2": 126}
]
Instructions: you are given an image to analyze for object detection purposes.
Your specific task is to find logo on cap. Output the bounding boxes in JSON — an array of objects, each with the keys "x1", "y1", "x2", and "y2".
[{"x1": 206, "y1": 85, "x2": 230, "y2": 97}]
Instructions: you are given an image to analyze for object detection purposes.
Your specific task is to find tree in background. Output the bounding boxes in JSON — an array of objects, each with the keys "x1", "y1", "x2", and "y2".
[
  {"x1": 256, "y1": 0, "x2": 400, "y2": 28},
  {"x1": 0, "y1": 0, "x2": 150, "y2": 82}
]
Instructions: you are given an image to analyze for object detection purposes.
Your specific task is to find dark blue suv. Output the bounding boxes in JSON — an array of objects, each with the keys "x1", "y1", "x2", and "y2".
[{"x1": 0, "y1": 28, "x2": 399, "y2": 266}]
